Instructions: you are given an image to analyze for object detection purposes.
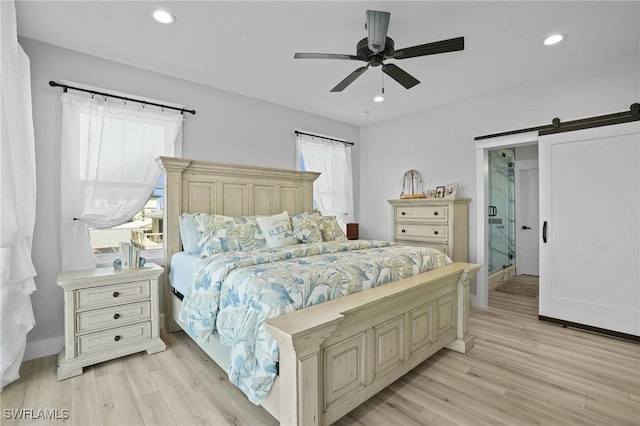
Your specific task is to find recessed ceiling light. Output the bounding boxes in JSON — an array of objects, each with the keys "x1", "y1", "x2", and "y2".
[
  {"x1": 543, "y1": 33, "x2": 565, "y2": 46},
  {"x1": 153, "y1": 9, "x2": 175, "y2": 24}
]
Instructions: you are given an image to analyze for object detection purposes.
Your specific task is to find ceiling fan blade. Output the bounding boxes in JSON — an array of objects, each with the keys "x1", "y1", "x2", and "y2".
[
  {"x1": 294, "y1": 53, "x2": 360, "y2": 60},
  {"x1": 330, "y1": 66, "x2": 369, "y2": 92},
  {"x1": 366, "y1": 10, "x2": 390, "y2": 53},
  {"x1": 382, "y1": 63, "x2": 420, "y2": 89},
  {"x1": 392, "y1": 36, "x2": 464, "y2": 60}
]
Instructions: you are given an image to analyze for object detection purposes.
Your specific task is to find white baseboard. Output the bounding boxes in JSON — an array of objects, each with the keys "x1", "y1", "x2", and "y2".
[{"x1": 24, "y1": 336, "x2": 64, "y2": 361}]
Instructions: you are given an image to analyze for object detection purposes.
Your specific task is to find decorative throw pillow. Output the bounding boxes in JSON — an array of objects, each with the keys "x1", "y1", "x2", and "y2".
[
  {"x1": 291, "y1": 213, "x2": 323, "y2": 243},
  {"x1": 316, "y1": 216, "x2": 348, "y2": 242},
  {"x1": 178, "y1": 213, "x2": 200, "y2": 254},
  {"x1": 256, "y1": 211, "x2": 299, "y2": 248},
  {"x1": 192, "y1": 213, "x2": 266, "y2": 256}
]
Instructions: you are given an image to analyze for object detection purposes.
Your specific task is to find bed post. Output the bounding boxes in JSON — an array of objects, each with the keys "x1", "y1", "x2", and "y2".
[
  {"x1": 156, "y1": 156, "x2": 191, "y2": 332},
  {"x1": 445, "y1": 264, "x2": 480, "y2": 353},
  {"x1": 264, "y1": 315, "x2": 342, "y2": 426}
]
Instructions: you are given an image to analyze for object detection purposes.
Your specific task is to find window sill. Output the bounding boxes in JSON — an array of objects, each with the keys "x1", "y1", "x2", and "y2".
[{"x1": 95, "y1": 248, "x2": 165, "y2": 268}]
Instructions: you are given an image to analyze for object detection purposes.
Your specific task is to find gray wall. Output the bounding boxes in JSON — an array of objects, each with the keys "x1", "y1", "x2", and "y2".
[
  {"x1": 358, "y1": 51, "x2": 639, "y2": 272},
  {"x1": 20, "y1": 37, "x2": 359, "y2": 358}
]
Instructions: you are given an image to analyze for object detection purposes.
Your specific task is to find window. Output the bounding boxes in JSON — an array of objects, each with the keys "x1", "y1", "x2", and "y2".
[
  {"x1": 91, "y1": 175, "x2": 165, "y2": 264},
  {"x1": 60, "y1": 89, "x2": 183, "y2": 271},
  {"x1": 295, "y1": 132, "x2": 354, "y2": 227}
]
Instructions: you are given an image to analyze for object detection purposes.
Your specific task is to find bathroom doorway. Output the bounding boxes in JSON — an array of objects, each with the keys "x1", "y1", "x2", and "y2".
[
  {"x1": 487, "y1": 145, "x2": 540, "y2": 289},
  {"x1": 474, "y1": 132, "x2": 539, "y2": 308}
]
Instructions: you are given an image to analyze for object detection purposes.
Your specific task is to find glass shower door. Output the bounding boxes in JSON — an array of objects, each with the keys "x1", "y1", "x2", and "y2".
[{"x1": 488, "y1": 148, "x2": 515, "y2": 274}]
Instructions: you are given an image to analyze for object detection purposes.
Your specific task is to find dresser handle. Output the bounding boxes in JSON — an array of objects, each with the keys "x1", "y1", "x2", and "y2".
[
  {"x1": 113, "y1": 313, "x2": 120, "y2": 319},
  {"x1": 114, "y1": 335, "x2": 121, "y2": 342},
  {"x1": 434, "y1": 211, "x2": 438, "y2": 216},
  {"x1": 401, "y1": 211, "x2": 406, "y2": 216},
  {"x1": 401, "y1": 229, "x2": 406, "y2": 233},
  {"x1": 113, "y1": 291, "x2": 119, "y2": 298},
  {"x1": 434, "y1": 231, "x2": 439, "y2": 235}
]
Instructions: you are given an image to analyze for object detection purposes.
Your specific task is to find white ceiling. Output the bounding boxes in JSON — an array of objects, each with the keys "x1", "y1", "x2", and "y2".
[{"x1": 15, "y1": 1, "x2": 640, "y2": 126}]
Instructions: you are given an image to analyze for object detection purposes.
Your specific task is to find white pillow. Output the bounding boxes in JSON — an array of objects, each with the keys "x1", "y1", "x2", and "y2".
[
  {"x1": 178, "y1": 213, "x2": 201, "y2": 254},
  {"x1": 256, "y1": 211, "x2": 299, "y2": 248}
]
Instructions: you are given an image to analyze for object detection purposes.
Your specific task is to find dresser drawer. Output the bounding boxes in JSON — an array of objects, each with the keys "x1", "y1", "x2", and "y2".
[
  {"x1": 397, "y1": 241, "x2": 449, "y2": 256},
  {"x1": 77, "y1": 322, "x2": 151, "y2": 356},
  {"x1": 396, "y1": 206, "x2": 448, "y2": 222},
  {"x1": 76, "y1": 280, "x2": 150, "y2": 311},
  {"x1": 396, "y1": 224, "x2": 448, "y2": 242},
  {"x1": 76, "y1": 301, "x2": 151, "y2": 334}
]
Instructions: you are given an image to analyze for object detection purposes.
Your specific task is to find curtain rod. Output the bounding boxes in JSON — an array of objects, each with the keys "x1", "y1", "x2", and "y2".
[
  {"x1": 49, "y1": 81, "x2": 196, "y2": 115},
  {"x1": 475, "y1": 103, "x2": 639, "y2": 140},
  {"x1": 295, "y1": 130, "x2": 354, "y2": 146}
]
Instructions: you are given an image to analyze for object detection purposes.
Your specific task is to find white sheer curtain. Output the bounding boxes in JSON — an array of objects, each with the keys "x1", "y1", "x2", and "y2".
[
  {"x1": 60, "y1": 92, "x2": 182, "y2": 271},
  {"x1": 295, "y1": 133, "x2": 354, "y2": 226},
  {"x1": 1, "y1": 0, "x2": 38, "y2": 390}
]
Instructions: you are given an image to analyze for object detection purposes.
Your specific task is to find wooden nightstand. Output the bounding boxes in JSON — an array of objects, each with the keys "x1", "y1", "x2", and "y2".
[{"x1": 56, "y1": 263, "x2": 166, "y2": 380}]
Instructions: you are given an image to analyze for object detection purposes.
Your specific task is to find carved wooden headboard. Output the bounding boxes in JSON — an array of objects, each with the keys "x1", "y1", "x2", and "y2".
[{"x1": 156, "y1": 156, "x2": 320, "y2": 272}]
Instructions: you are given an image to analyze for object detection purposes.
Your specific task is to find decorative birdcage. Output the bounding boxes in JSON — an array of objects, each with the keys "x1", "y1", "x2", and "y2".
[{"x1": 400, "y1": 169, "x2": 426, "y2": 199}]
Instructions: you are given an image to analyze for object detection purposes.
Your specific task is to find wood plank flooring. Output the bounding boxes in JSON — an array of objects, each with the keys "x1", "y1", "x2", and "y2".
[{"x1": 2, "y1": 285, "x2": 638, "y2": 425}]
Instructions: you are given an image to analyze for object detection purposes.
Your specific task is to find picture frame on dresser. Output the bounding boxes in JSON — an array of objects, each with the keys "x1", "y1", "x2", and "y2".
[
  {"x1": 445, "y1": 183, "x2": 458, "y2": 198},
  {"x1": 426, "y1": 189, "x2": 436, "y2": 198},
  {"x1": 435, "y1": 186, "x2": 445, "y2": 198}
]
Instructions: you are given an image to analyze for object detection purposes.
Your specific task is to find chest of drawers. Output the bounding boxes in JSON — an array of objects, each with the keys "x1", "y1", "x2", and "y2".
[
  {"x1": 388, "y1": 198, "x2": 470, "y2": 262},
  {"x1": 56, "y1": 263, "x2": 166, "y2": 380}
]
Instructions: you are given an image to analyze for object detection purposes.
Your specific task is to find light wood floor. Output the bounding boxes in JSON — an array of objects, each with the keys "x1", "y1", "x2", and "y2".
[{"x1": 2, "y1": 286, "x2": 638, "y2": 426}]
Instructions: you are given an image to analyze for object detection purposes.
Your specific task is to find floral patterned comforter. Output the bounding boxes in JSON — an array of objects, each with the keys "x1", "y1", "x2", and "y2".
[{"x1": 178, "y1": 240, "x2": 451, "y2": 404}]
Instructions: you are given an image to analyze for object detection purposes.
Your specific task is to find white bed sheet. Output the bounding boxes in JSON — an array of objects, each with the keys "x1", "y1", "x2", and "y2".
[{"x1": 169, "y1": 251, "x2": 201, "y2": 296}]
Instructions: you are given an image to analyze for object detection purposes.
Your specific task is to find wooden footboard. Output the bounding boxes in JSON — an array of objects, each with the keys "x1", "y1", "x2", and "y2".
[{"x1": 264, "y1": 262, "x2": 480, "y2": 426}]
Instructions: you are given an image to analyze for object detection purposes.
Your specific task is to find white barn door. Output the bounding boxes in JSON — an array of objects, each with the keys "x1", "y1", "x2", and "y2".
[{"x1": 539, "y1": 121, "x2": 639, "y2": 336}]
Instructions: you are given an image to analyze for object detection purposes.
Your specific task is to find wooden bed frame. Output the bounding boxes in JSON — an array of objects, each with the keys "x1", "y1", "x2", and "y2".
[{"x1": 157, "y1": 156, "x2": 481, "y2": 426}]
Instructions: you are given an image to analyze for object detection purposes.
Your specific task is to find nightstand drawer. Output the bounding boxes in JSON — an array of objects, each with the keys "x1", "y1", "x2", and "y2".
[
  {"x1": 396, "y1": 206, "x2": 448, "y2": 222},
  {"x1": 77, "y1": 322, "x2": 151, "y2": 356},
  {"x1": 77, "y1": 301, "x2": 151, "y2": 334},
  {"x1": 396, "y1": 224, "x2": 448, "y2": 242},
  {"x1": 76, "y1": 280, "x2": 150, "y2": 311}
]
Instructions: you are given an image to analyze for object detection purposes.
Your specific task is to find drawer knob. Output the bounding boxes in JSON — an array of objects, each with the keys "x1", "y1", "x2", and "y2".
[
  {"x1": 434, "y1": 231, "x2": 439, "y2": 235},
  {"x1": 113, "y1": 291, "x2": 119, "y2": 298},
  {"x1": 401, "y1": 211, "x2": 406, "y2": 216},
  {"x1": 434, "y1": 211, "x2": 439, "y2": 216},
  {"x1": 113, "y1": 313, "x2": 120, "y2": 319},
  {"x1": 401, "y1": 229, "x2": 406, "y2": 233},
  {"x1": 114, "y1": 335, "x2": 121, "y2": 342}
]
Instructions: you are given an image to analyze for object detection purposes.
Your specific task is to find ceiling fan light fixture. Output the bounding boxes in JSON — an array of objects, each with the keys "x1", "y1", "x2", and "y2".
[
  {"x1": 373, "y1": 88, "x2": 385, "y2": 103},
  {"x1": 543, "y1": 33, "x2": 565, "y2": 46},
  {"x1": 153, "y1": 9, "x2": 176, "y2": 24}
]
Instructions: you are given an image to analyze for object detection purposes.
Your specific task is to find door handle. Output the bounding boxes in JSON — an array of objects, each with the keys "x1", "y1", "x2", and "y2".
[
  {"x1": 543, "y1": 221, "x2": 548, "y2": 243},
  {"x1": 522, "y1": 226, "x2": 531, "y2": 230}
]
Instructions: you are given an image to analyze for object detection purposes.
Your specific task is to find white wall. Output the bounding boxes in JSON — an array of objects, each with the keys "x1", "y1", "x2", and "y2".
[
  {"x1": 359, "y1": 52, "x2": 639, "y2": 273},
  {"x1": 20, "y1": 34, "x2": 639, "y2": 358},
  {"x1": 20, "y1": 37, "x2": 359, "y2": 359}
]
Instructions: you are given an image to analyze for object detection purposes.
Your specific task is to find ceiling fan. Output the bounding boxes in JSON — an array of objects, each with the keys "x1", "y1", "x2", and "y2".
[{"x1": 294, "y1": 10, "x2": 464, "y2": 93}]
